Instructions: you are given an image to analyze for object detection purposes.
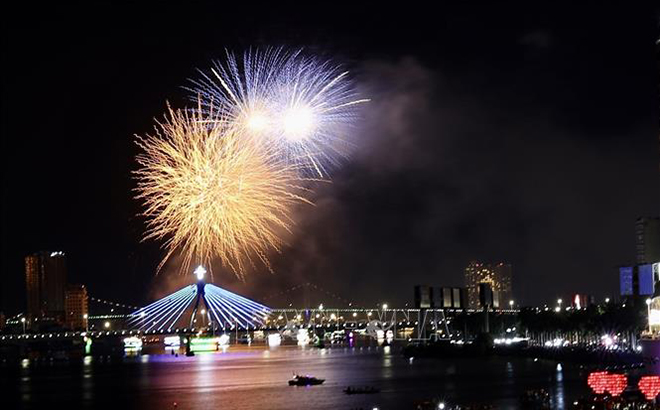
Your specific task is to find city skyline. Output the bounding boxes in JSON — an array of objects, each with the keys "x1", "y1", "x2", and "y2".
[
  {"x1": 2, "y1": 3, "x2": 660, "y2": 314},
  {"x1": 3, "y1": 4, "x2": 660, "y2": 409}
]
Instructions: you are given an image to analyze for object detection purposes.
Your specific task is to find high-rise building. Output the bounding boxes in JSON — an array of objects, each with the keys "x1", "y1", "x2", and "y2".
[
  {"x1": 636, "y1": 217, "x2": 660, "y2": 265},
  {"x1": 619, "y1": 263, "x2": 660, "y2": 298},
  {"x1": 437, "y1": 287, "x2": 467, "y2": 309},
  {"x1": 465, "y1": 261, "x2": 513, "y2": 309},
  {"x1": 25, "y1": 251, "x2": 67, "y2": 322},
  {"x1": 620, "y1": 266, "x2": 635, "y2": 296},
  {"x1": 65, "y1": 284, "x2": 88, "y2": 330},
  {"x1": 414, "y1": 285, "x2": 433, "y2": 308},
  {"x1": 414, "y1": 285, "x2": 468, "y2": 309},
  {"x1": 478, "y1": 283, "x2": 496, "y2": 308}
]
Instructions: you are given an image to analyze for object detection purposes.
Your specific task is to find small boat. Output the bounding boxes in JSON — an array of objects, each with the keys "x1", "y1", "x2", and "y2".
[
  {"x1": 343, "y1": 386, "x2": 380, "y2": 395},
  {"x1": 288, "y1": 374, "x2": 325, "y2": 386}
]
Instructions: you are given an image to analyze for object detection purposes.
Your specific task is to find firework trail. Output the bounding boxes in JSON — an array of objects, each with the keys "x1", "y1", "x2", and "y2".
[
  {"x1": 134, "y1": 103, "x2": 310, "y2": 279},
  {"x1": 187, "y1": 48, "x2": 369, "y2": 177}
]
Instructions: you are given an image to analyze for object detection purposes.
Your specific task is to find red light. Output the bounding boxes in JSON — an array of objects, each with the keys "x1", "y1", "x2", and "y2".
[
  {"x1": 587, "y1": 372, "x2": 627, "y2": 396},
  {"x1": 638, "y1": 376, "x2": 660, "y2": 400}
]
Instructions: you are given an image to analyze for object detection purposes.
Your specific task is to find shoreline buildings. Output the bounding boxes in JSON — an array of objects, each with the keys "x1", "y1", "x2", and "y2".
[
  {"x1": 25, "y1": 251, "x2": 67, "y2": 324},
  {"x1": 619, "y1": 218, "x2": 660, "y2": 301},
  {"x1": 24, "y1": 251, "x2": 88, "y2": 330},
  {"x1": 465, "y1": 261, "x2": 513, "y2": 309},
  {"x1": 65, "y1": 284, "x2": 89, "y2": 330},
  {"x1": 636, "y1": 217, "x2": 660, "y2": 265}
]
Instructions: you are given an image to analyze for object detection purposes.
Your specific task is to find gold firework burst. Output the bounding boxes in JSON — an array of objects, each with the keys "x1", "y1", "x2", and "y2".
[{"x1": 134, "y1": 104, "x2": 310, "y2": 279}]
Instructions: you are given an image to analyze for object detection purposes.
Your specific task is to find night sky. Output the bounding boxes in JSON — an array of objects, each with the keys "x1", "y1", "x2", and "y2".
[{"x1": 2, "y1": 2, "x2": 659, "y2": 313}]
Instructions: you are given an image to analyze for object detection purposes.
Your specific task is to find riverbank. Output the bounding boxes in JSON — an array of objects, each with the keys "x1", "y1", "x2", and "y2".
[{"x1": 403, "y1": 340, "x2": 653, "y2": 371}]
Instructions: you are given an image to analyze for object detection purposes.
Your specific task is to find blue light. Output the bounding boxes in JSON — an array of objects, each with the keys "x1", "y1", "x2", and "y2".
[{"x1": 127, "y1": 282, "x2": 270, "y2": 331}]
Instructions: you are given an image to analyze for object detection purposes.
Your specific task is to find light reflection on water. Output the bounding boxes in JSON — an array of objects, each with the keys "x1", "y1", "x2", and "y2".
[
  {"x1": 555, "y1": 362, "x2": 565, "y2": 410},
  {"x1": 6, "y1": 346, "x2": 597, "y2": 409}
]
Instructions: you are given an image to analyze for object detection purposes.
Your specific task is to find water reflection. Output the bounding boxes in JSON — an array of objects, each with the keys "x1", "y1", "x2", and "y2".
[
  {"x1": 381, "y1": 347, "x2": 393, "y2": 378},
  {"x1": 647, "y1": 361, "x2": 660, "y2": 375},
  {"x1": 8, "y1": 346, "x2": 591, "y2": 409},
  {"x1": 555, "y1": 362, "x2": 565, "y2": 410}
]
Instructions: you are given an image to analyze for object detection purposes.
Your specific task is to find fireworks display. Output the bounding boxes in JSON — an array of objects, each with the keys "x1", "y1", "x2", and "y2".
[
  {"x1": 135, "y1": 47, "x2": 365, "y2": 279},
  {"x1": 135, "y1": 104, "x2": 309, "y2": 278},
  {"x1": 187, "y1": 48, "x2": 369, "y2": 177}
]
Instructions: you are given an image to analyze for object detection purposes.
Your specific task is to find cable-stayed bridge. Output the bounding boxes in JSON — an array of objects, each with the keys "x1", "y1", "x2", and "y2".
[{"x1": 2, "y1": 267, "x2": 518, "y2": 348}]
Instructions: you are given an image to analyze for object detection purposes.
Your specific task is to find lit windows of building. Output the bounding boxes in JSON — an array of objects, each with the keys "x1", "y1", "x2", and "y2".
[
  {"x1": 24, "y1": 251, "x2": 67, "y2": 324},
  {"x1": 65, "y1": 284, "x2": 89, "y2": 330},
  {"x1": 465, "y1": 261, "x2": 513, "y2": 309}
]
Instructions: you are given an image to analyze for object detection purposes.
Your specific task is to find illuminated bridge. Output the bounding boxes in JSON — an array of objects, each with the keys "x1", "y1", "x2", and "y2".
[
  {"x1": 125, "y1": 267, "x2": 271, "y2": 332},
  {"x1": 82, "y1": 266, "x2": 519, "y2": 337},
  {"x1": 1, "y1": 306, "x2": 520, "y2": 351},
  {"x1": 2, "y1": 267, "x2": 519, "y2": 346}
]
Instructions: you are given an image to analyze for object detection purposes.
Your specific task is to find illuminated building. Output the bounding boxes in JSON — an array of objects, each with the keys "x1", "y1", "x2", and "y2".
[
  {"x1": 636, "y1": 217, "x2": 660, "y2": 265},
  {"x1": 619, "y1": 263, "x2": 659, "y2": 297},
  {"x1": 414, "y1": 285, "x2": 467, "y2": 309},
  {"x1": 414, "y1": 285, "x2": 433, "y2": 308},
  {"x1": 65, "y1": 284, "x2": 89, "y2": 330},
  {"x1": 465, "y1": 261, "x2": 513, "y2": 309},
  {"x1": 619, "y1": 266, "x2": 634, "y2": 296},
  {"x1": 437, "y1": 287, "x2": 467, "y2": 309},
  {"x1": 648, "y1": 295, "x2": 660, "y2": 336},
  {"x1": 571, "y1": 294, "x2": 594, "y2": 309},
  {"x1": 25, "y1": 251, "x2": 67, "y2": 323}
]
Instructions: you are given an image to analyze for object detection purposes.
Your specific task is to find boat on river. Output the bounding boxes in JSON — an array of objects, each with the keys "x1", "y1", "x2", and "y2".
[{"x1": 288, "y1": 374, "x2": 325, "y2": 386}]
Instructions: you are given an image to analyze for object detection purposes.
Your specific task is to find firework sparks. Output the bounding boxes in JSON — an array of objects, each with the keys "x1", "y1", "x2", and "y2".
[
  {"x1": 187, "y1": 48, "x2": 369, "y2": 177},
  {"x1": 134, "y1": 104, "x2": 310, "y2": 279}
]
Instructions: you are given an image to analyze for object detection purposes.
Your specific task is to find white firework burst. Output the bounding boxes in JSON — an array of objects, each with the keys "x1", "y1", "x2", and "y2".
[{"x1": 187, "y1": 47, "x2": 369, "y2": 177}]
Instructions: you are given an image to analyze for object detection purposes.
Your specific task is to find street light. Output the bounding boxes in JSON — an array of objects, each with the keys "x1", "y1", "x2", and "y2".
[
  {"x1": 83, "y1": 313, "x2": 89, "y2": 332},
  {"x1": 382, "y1": 303, "x2": 388, "y2": 310},
  {"x1": 509, "y1": 300, "x2": 514, "y2": 308},
  {"x1": 21, "y1": 317, "x2": 26, "y2": 334},
  {"x1": 104, "y1": 321, "x2": 110, "y2": 329},
  {"x1": 605, "y1": 297, "x2": 610, "y2": 304}
]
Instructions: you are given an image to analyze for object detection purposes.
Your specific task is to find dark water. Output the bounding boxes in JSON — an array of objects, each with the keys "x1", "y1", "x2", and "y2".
[{"x1": 2, "y1": 345, "x2": 599, "y2": 409}]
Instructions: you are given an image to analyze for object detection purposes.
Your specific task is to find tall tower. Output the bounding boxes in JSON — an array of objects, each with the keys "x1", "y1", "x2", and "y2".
[
  {"x1": 190, "y1": 265, "x2": 211, "y2": 328},
  {"x1": 493, "y1": 262, "x2": 513, "y2": 306},
  {"x1": 65, "y1": 284, "x2": 88, "y2": 330},
  {"x1": 25, "y1": 251, "x2": 67, "y2": 322},
  {"x1": 25, "y1": 255, "x2": 42, "y2": 318},
  {"x1": 636, "y1": 217, "x2": 660, "y2": 264},
  {"x1": 464, "y1": 261, "x2": 513, "y2": 309}
]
